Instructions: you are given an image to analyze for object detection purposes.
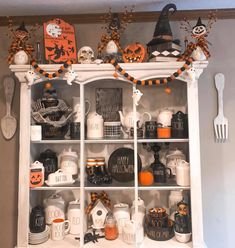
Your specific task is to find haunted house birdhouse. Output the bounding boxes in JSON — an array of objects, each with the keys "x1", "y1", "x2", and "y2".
[
  {"x1": 147, "y1": 4, "x2": 181, "y2": 62},
  {"x1": 90, "y1": 200, "x2": 109, "y2": 229}
]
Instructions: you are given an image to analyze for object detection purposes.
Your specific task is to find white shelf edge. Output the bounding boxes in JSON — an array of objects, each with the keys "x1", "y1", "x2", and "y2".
[
  {"x1": 85, "y1": 186, "x2": 135, "y2": 191},
  {"x1": 138, "y1": 186, "x2": 190, "y2": 190},
  {"x1": 85, "y1": 139, "x2": 134, "y2": 144},
  {"x1": 138, "y1": 138, "x2": 189, "y2": 143},
  {"x1": 30, "y1": 186, "x2": 80, "y2": 191},
  {"x1": 31, "y1": 140, "x2": 80, "y2": 144}
]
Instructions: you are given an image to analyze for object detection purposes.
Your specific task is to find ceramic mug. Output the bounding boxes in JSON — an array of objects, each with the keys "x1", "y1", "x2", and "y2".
[
  {"x1": 51, "y1": 218, "x2": 70, "y2": 241},
  {"x1": 30, "y1": 125, "x2": 42, "y2": 141}
]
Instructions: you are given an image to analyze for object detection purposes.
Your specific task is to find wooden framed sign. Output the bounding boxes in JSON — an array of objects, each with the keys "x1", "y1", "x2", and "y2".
[
  {"x1": 43, "y1": 18, "x2": 77, "y2": 63},
  {"x1": 96, "y1": 88, "x2": 122, "y2": 122}
]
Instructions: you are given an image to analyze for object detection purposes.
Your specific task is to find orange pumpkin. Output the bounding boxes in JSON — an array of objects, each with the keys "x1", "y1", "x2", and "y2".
[
  {"x1": 122, "y1": 43, "x2": 146, "y2": 63},
  {"x1": 30, "y1": 169, "x2": 43, "y2": 188},
  {"x1": 138, "y1": 170, "x2": 154, "y2": 186}
]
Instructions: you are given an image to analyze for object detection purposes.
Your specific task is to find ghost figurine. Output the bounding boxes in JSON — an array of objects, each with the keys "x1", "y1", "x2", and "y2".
[
  {"x1": 77, "y1": 46, "x2": 95, "y2": 64},
  {"x1": 186, "y1": 67, "x2": 196, "y2": 82},
  {"x1": 25, "y1": 70, "x2": 37, "y2": 86},
  {"x1": 64, "y1": 69, "x2": 77, "y2": 85},
  {"x1": 132, "y1": 89, "x2": 143, "y2": 106}
]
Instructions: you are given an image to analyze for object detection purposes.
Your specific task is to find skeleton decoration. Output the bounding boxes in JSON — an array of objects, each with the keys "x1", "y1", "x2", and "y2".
[
  {"x1": 64, "y1": 69, "x2": 78, "y2": 85},
  {"x1": 122, "y1": 43, "x2": 146, "y2": 63},
  {"x1": 25, "y1": 70, "x2": 38, "y2": 86},
  {"x1": 179, "y1": 13, "x2": 216, "y2": 61},
  {"x1": 132, "y1": 89, "x2": 143, "y2": 106},
  {"x1": 77, "y1": 46, "x2": 95, "y2": 64}
]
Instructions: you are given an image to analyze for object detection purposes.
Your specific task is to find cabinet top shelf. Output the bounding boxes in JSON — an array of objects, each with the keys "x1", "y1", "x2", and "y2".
[{"x1": 10, "y1": 61, "x2": 208, "y2": 85}]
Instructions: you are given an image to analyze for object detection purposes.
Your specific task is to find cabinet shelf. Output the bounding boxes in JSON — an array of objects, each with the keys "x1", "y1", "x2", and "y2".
[
  {"x1": 85, "y1": 181, "x2": 134, "y2": 191},
  {"x1": 31, "y1": 140, "x2": 81, "y2": 144},
  {"x1": 85, "y1": 139, "x2": 134, "y2": 144},
  {"x1": 30, "y1": 181, "x2": 80, "y2": 190},
  {"x1": 138, "y1": 138, "x2": 189, "y2": 143},
  {"x1": 138, "y1": 185, "x2": 190, "y2": 191}
]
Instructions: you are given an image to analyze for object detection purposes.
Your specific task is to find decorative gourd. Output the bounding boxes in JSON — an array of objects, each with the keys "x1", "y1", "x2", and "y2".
[
  {"x1": 138, "y1": 170, "x2": 154, "y2": 186},
  {"x1": 122, "y1": 43, "x2": 146, "y2": 63}
]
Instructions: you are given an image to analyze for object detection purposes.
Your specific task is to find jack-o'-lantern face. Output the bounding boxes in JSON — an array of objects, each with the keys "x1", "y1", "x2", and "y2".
[
  {"x1": 30, "y1": 170, "x2": 43, "y2": 187},
  {"x1": 192, "y1": 25, "x2": 207, "y2": 36},
  {"x1": 177, "y1": 202, "x2": 188, "y2": 216},
  {"x1": 122, "y1": 43, "x2": 146, "y2": 63}
]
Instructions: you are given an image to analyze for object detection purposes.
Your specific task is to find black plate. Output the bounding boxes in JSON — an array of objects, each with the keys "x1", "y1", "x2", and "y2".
[{"x1": 108, "y1": 148, "x2": 142, "y2": 182}]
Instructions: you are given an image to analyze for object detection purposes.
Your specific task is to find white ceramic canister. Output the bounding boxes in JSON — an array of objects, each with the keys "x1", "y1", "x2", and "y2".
[
  {"x1": 67, "y1": 199, "x2": 82, "y2": 235},
  {"x1": 166, "y1": 149, "x2": 186, "y2": 176},
  {"x1": 176, "y1": 160, "x2": 190, "y2": 186},
  {"x1": 168, "y1": 190, "x2": 183, "y2": 220},
  {"x1": 58, "y1": 148, "x2": 78, "y2": 177},
  {"x1": 113, "y1": 203, "x2": 130, "y2": 236},
  {"x1": 131, "y1": 197, "x2": 146, "y2": 225},
  {"x1": 43, "y1": 193, "x2": 65, "y2": 225},
  {"x1": 87, "y1": 112, "x2": 104, "y2": 139},
  {"x1": 157, "y1": 108, "x2": 174, "y2": 127},
  {"x1": 122, "y1": 220, "x2": 144, "y2": 244}
]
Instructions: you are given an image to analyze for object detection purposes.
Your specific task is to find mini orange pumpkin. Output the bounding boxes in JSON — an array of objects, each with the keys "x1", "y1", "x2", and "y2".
[
  {"x1": 138, "y1": 170, "x2": 154, "y2": 186},
  {"x1": 122, "y1": 43, "x2": 146, "y2": 63},
  {"x1": 30, "y1": 169, "x2": 43, "y2": 188}
]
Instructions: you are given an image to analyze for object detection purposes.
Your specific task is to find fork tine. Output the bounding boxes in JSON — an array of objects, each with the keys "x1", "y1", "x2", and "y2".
[
  {"x1": 214, "y1": 122, "x2": 219, "y2": 141},
  {"x1": 225, "y1": 124, "x2": 228, "y2": 140},
  {"x1": 218, "y1": 124, "x2": 222, "y2": 141}
]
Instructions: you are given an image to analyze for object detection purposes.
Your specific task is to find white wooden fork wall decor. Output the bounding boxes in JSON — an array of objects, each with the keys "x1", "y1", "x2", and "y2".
[{"x1": 214, "y1": 73, "x2": 228, "y2": 143}]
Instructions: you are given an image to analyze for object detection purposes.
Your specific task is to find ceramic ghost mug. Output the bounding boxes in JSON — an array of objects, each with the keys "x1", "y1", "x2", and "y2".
[{"x1": 51, "y1": 218, "x2": 70, "y2": 241}]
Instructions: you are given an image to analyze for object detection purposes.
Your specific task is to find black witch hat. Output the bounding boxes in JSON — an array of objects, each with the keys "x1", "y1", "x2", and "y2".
[
  {"x1": 193, "y1": 17, "x2": 206, "y2": 29},
  {"x1": 147, "y1": 4, "x2": 177, "y2": 47},
  {"x1": 16, "y1": 22, "x2": 28, "y2": 33}
]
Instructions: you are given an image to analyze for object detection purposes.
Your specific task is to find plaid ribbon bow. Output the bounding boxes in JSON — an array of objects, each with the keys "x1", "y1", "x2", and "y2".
[{"x1": 85, "y1": 191, "x2": 111, "y2": 214}]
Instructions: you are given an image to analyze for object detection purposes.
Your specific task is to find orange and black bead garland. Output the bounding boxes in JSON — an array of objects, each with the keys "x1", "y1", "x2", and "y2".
[{"x1": 30, "y1": 59, "x2": 73, "y2": 79}]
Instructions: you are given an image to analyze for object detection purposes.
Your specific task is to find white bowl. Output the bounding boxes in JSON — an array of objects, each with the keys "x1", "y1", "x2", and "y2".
[{"x1": 174, "y1": 231, "x2": 191, "y2": 243}]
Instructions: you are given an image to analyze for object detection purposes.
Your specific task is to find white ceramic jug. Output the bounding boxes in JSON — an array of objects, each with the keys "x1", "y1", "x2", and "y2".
[
  {"x1": 68, "y1": 199, "x2": 81, "y2": 235},
  {"x1": 176, "y1": 160, "x2": 190, "y2": 186},
  {"x1": 43, "y1": 193, "x2": 65, "y2": 224},
  {"x1": 131, "y1": 197, "x2": 146, "y2": 225},
  {"x1": 113, "y1": 203, "x2": 130, "y2": 235},
  {"x1": 87, "y1": 112, "x2": 104, "y2": 139},
  {"x1": 72, "y1": 97, "x2": 91, "y2": 122},
  {"x1": 58, "y1": 148, "x2": 78, "y2": 176}
]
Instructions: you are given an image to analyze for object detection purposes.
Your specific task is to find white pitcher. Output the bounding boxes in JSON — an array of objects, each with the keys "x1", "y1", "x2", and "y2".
[
  {"x1": 72, "y1": 97, "x2": 91, "y2": 122},
  {"x1": 176, "y1": 160, "x2": 190, "y2": 186}
]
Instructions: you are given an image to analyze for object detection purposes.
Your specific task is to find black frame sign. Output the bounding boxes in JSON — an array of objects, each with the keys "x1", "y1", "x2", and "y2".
[
  {"x1": 108, "y1": 148, "x2": 142, "y2": 182},
  {"x1": 96, "y1": 88, "x2": 122, "y2": 122}
]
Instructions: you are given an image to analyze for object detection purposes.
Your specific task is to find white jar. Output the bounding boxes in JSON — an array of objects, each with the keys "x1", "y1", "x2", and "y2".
[
  {"x1": 176, "y1": 160, "x2": 190, "y2": 187},
  {"x1": 122, "y1": 220, "x2": 144, "y2": 244},
  {"x1": 68, "y1": 200, "x2": 81, "y2": 235},
  {"x1": 131, "y1": 197, "x2": 146, "y2": 225},
  {"x1": 113, "y1": 203, "x2": 130, "y2": 236},
  {"x1": 169, "y1": 190, "x2": 183, "y2": 220},
  {"x1": 43, "y1": 193, "x2": 65, "y2": 224},
  {"x1": 58, "y1": 148, "x2": 78, "y2": 176},
  {"x1": 87, "y1": 112, "x2": 104, "y2": 139}
]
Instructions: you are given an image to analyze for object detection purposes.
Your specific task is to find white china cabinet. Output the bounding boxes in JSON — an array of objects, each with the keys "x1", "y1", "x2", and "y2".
[{"x1": 10, "y1": 60, "x2": 208, "y2": 248}]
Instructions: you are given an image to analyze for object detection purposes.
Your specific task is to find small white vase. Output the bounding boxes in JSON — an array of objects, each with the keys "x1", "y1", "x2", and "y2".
[{"x1": 14, "y1": 50, "x2": 29, "y2": 65}]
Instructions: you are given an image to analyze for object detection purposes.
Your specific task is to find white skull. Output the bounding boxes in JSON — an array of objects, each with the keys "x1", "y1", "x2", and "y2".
[{"x1": 77, "y1": 46, "x2": 95, "y2": 64}]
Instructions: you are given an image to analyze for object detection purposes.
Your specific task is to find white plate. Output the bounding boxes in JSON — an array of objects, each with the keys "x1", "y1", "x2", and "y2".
[
  {"x1": 29, "y1": 225, "x2": 50, "y2": 236},
  {"x1": 44, "y1": 179, "x2": 75, "y2": 187}
]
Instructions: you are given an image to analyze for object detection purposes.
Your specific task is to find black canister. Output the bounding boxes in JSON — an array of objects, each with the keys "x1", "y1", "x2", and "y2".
[
  {"x1": 29, "y1": 205, "x2": 46, "y2": 233},
  {"x1": 70, "y1": 122, "x2": 80, "y2": 139},
  {"x1": 150, "y1": 153, "x2": 172, "y2": 183},
  {"x1": 171, "y1": 111, "x2": 188, "y2": 138},
  {"x1": 38, "y1": 149, "x2": 58, "y2": 180},
  {"x1": 145, "y1": 121, "x2": 158, "y2": 138}
]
